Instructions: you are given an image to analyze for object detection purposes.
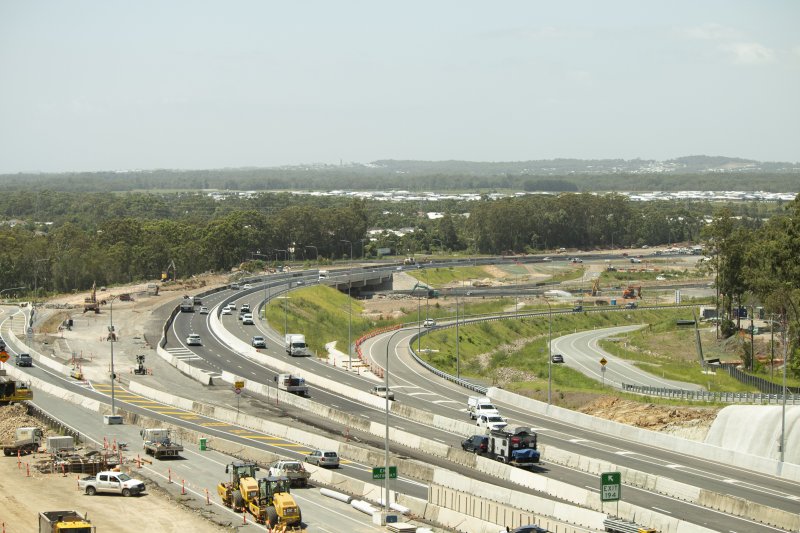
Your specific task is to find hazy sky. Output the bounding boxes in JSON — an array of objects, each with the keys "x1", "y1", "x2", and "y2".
[{"x1": 1, "y1": 1, "x2": 798, "y2": 173}]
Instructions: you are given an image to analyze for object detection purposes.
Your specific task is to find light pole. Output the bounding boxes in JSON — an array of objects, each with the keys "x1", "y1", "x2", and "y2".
[
  {"x1": 341, "y1": 240, "x2": 353, "y2": 371},
  {"x1": 780, "y1": 314, "x2": 787, "y2": 463},
  {"x1": 109, "y1": 296, "x2": 118, "y2": 416},
  {"x1": 305, "y1": 245, "x2": 318, "y2": 262},
  {"x1": 456, "y1": 293, "x2": 460, "y2": 378},
  {"x1": 542, "y1": 297, "x2": 553, "y2": 405},
  {"x1": 383, "y1": 326, "x2": 414, "y2": 519},
  {"x1": 282, "y1": 285, "x2": 291, "y2": 337},
  {"x1": 432, "y1": 238, "x2": 443, "y2": 257},
  {"x1": 253, "y1": 251, "x2": 272, "y2": 323}
]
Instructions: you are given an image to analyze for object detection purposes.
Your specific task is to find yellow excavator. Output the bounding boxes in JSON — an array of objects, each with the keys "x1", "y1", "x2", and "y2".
[{"x1": 83, "y1": 282, "x2": 100, "y2": 314}]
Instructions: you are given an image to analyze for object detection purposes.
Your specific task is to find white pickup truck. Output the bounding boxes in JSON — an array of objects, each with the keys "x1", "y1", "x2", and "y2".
[
  {"x1": 467, "y1": 396, "x2": 500, "y2": 420},
  {"x1": 78, "y1": 471, "x2": 146, "y2": 496},
  {"x1": 267, "y1": 459, "x2": 310, "y2": 488}
]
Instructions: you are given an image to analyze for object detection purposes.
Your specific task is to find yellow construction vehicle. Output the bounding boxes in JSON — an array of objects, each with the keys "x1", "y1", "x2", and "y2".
[
  {"x1": 256, "y1": 475, "x2": 302, "y2": 529},
  {"x1": 0, "y1": 370, "x2": 33, "y2": 405},
  {"x1": 591, "y1": 278, "x2": 601, "y2": 296},
  {"x1": 39, "y1": 510, "x2": 95, "y2": 532},
  {"x1": 622, "y1": 285, "x2": 642, "y2": 299},
  {"x1": 83, "y1": 282, "x2": 100, "y2": 314},
  {"x1": 218, "y1": 461, "x2": 260, "y2": 514}
]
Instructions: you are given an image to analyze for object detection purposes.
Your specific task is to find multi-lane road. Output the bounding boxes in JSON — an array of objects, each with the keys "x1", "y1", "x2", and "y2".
[{"x1": 6, "y1": 257, "x2": 800, "y2": 532}]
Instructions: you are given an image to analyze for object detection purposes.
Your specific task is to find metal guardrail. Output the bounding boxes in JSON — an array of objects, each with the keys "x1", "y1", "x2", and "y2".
[{"x1": 621, "y1": 383, "x2": 800, "y2": 405}]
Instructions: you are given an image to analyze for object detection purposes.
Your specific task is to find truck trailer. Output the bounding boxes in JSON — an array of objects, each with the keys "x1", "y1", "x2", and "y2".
[{"x1": 284, "y1": 334, "x2": 310, "y2": 356}]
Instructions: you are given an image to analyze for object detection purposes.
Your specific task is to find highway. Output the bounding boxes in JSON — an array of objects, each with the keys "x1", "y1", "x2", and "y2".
[
  {"x1": 6, "y1": 257, "x2": 799, "y2": 532},
  {"x1": 163, "y1": 276, "x2": 800, "y2": 532},
  {"x1": 551, "y1": 325, "x2": 705, "y2": 390}
]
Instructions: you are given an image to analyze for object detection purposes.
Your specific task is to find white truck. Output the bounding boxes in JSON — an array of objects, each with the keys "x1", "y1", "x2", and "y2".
[
  {"x1": 467, "y1": 396, "x2": 500, "y2": 420},
  {"x1": 78, "y1": 471, "x2": 146, "y2": 496},
  {"x1": 285, "y1": 333, "x2": 311, "y2": 356},
  {"x1": 141, "y1": 428, "x2": 183, "y2": 459},
  {"x1": 267, "y1": 459, "x2": 311, "y2": 488},
  {"x1": 2, "y1": 426, "x2": 43, "y2": 456},
  {"x1": 274, "y1": 373, "x2": 309, "y2": 396}
]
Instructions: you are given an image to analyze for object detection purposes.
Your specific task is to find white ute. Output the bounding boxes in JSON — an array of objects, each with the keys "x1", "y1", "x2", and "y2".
[
  {"x1": 78, "y1": 471, "x2": 146, "y2": 496},
  {"x1": 477, "y1": 414, "x2": 508, "y2": 432},
  {"x1": 467, "y1": 396, "x2": 500, "y2": 420}
]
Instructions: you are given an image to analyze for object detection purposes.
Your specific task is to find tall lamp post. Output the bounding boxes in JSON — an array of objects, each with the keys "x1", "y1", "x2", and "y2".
[
  {"x1": 383, "y1": 326, "x2": 414, "y2": 520},
  {"x1": 341, "y1": 240, "x2": 353, "y2": 371},
  {"x1": 253, "y1": 251, "x2": 272, "y2": 322},
  {"x1": 109, "y1": 296, "x2": 118, "y2": 416},
  {"x1": 542, "y1": 297, "x2": 553, "y2": 405}
]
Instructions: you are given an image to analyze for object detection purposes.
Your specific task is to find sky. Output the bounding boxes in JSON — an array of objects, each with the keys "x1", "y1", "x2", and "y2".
[{"x1": 1, "y1": 1, "x2": 798, "y2": 173}]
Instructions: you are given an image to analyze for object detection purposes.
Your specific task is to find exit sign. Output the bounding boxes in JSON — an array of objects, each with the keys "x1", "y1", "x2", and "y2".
[
  {"x1": 601, "y1": 471, "x2": 621, "y2": 502},
  {"x1": 372, "y1": 466, "x2": 397, "y2": 480}
]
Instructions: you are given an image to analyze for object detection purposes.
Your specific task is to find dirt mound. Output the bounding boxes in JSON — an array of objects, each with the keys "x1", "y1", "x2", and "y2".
[
  {"x1": 0, "y1": 404, "x2": 51, "y2": 442},
  {"x1": 578, "y1": 397, "x2": 720, "y2": 438}
]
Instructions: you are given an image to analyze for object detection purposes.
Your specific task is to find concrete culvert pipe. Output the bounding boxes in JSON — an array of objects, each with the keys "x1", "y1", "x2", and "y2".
[{"x1": 319, "y1": 488, "x2": 352, "y2": 504}]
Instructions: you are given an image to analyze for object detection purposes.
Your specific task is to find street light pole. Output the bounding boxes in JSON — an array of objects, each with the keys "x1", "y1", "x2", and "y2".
[
  {"x1": 109, "y1": 296, "x2": 117, "y2": 416},
  {"x1": 383, "y1": 326, "x2": 412, "y2": 519},
  {"x1": 548, "y1": 302, "x2": 552, "y2": 404},
  {"x1": 456, "y1": 294, "x2": 460, "y2": 379},
  {"x1": 341, "y1": 240, "x2": 353, "y2": 371}
]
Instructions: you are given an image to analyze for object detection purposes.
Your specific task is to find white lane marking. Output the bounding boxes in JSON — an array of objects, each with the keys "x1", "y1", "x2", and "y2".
[{"x1": 652, "y1": 507, "x2": 672, "y2": 514}]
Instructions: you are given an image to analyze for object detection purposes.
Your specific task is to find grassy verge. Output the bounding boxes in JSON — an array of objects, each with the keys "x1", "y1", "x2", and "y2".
[
  {"x1": 265, "y1": 286, "x2": 391, "y2": 356},
  {"x1": 406, "y1": 266, "x2": 492, "y2": 286},
  {"x1": 418, "y1": 308, "x2": 761, "y2": 394}
]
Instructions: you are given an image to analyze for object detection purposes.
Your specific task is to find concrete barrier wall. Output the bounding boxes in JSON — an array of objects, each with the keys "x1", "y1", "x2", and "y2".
[
  {"x1": 7, "y1": 328, "x2": 72, "y2": 374},
  {"x1": 490, "y1": 387, "x2": 800, "y2": 482},
  {"x1": 210, "y1": 309, "x2": 478, "y2": 437}
]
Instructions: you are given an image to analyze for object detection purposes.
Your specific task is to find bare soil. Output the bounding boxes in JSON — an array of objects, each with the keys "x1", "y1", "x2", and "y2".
[{"x1": 0, "y1": 405, "x2": 231, "y2": 533}]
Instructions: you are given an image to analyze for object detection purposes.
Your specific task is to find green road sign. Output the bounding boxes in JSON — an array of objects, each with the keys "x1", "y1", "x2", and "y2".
[
  {"x1": 372, "y1": 466, "x2": 397, "y2": 480},
  {"x1": 601, "y1": 471, "x2": 621, "y2": 502}
]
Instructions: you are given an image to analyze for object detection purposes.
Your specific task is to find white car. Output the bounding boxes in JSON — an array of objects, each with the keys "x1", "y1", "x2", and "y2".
[
  {"x1": 542, "y1": 257, "x2": 552, "y2": 262},
  {"x1": 370, "y1": 385, "x2": 395, "y2": 400},
  {"x1": 423, "y1": 319, "x2": 436, "y2": 327},
  {"x1": 656, "y1": 276, "x2": 666, "y2": 281},
  {"x1": 186, "y1": 334, "x2": 202, "y2": 346},
  {"x1": 242, "y1": 313, "x2": 255, "y2": 325},
  {"x1": 199, "y1": 306, "x2": 209, "y2": 315},
  {"x1": 221, "y1": 307, "x2": 232, "y2": 316},
  {"x1": 243, "y1": 284, "x2": 252, "y2": 289},
  {"x1": 476, "y1": 414, "x2": 508, "y2": 432}
]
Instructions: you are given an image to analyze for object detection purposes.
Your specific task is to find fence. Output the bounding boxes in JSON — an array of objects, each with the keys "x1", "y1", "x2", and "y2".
[
  {"x1": 721, "y1": 364, "x2": 800, "y2": 395},
  {"x1": 620, "y1": 383, "x2": 800, "y2": 404}
]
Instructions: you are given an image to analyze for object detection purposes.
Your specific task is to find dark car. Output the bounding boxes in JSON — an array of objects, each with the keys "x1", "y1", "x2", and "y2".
[
  {"x1": 461, "y1": 435, "x2": 488, "y2": 454},
  {"x1": 551, "y1": 354, "x2": 564, "y2": 364},
  {"x1": 15, "y1": 353, "x2": 33, "y2": 367},
  {"x1": 572, "y1": 305, "x2": 583, "y2": 312},
  {"x1": 511, "y1": 525, "x2": 549, "y2": 533},
  {"x1": 624, "y1": 302, "x2": 637, "y2": 309}
]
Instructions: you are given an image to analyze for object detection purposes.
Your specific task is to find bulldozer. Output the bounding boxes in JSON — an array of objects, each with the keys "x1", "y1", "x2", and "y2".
[
  {"x1": 218, "y1": 461, "x2": 259, "y2": 514},
  {"x1": 255, "y1": 475, "x2": 302, "y2": 529},
  {"x1": 622, "y1": 285, "x2": 642, "y2": 299},
  {"x1": 83, "y1": 282, "x2": 100, "y2": 314}
]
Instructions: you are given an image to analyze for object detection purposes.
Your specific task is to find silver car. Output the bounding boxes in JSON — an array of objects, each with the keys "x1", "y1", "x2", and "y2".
[
  {"x1": 186, "y1": 334, "x2": 202, "y2": 346},
  {"x1": 304, "y1": 449, "x2": 339, "y2": 468}
]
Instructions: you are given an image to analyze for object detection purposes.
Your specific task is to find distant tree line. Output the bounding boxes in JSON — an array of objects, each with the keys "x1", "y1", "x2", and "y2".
[
  {"x1": 0, "y1": 189, "x2": 792, "y2": 303},
  {"x1": 1, "y1": 165, "x2": 798, "y2": 193}
]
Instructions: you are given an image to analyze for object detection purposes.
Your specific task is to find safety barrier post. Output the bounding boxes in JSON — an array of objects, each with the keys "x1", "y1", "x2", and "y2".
[
  {"x1": 26, "y1": 462, "x2": 30, "y2": 477},
  {"x1": 205, "y1": 488, "x2": 211, "y2": 505},
  {"x1": 181, "y1": 479, "x2": 186, "y2": 495},
  {"x1": 168, "y1": 468, "x2": 172, "y2": 483}
]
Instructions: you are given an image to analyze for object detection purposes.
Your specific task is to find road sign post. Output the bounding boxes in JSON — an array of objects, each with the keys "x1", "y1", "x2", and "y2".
[
  {"x1": 599, "y1": 357, "x2": 607, "y2": 387},
  {"x1": 601, "y1": 471, "x2": 621, "y2": 515}
]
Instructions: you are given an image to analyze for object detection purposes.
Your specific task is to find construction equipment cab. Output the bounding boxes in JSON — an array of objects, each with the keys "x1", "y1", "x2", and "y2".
[
  {"x1": 39, "y1": 510, "x2": 95, "y2": 533},
  {"x1": 218, "y1": 461, "x2": 260, "y2": 514},
  {"x1": 257, "y1": 475, "x2": 302, "y2": 527}
]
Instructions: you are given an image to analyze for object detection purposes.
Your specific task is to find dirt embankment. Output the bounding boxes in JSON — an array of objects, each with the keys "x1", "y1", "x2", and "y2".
[{"x1": 578, "y1": 397, "x2": 720, "y2": 439}]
